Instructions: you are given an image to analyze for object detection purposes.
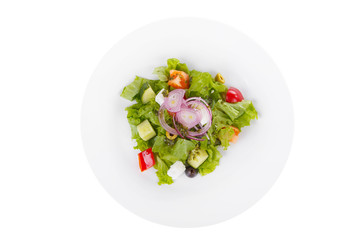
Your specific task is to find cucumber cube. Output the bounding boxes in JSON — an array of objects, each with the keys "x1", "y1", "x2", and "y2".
[
  {"x1": 137, "y1": 120, "x2": 156, "y2": 141},
  {"x1": 188, "y1": 149, "x2": 209, "y2": 169},
  {"x1": 141, "y1": 86, "x2": 156, "y2": 104}
]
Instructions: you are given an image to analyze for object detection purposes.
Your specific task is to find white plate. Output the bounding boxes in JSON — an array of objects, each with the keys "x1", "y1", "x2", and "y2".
[{"x1": 81, "y1": 18, "x2": 293, "y2": 227}]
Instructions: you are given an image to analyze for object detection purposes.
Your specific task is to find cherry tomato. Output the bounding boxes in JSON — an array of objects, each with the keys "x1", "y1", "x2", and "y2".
[{"x1": 226, "y1": 87, "x2": 244, "y2": 103}]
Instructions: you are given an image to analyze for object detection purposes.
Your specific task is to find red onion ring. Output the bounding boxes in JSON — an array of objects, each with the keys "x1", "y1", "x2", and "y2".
[
  {"x1": 158, "y1": 104, "x2": 178, "y2": 135},
  {"x1": 186, "y1": 97, "x2": 212, "y2": 119},
  {"x1": 158, "y1": 94, "x2": 212, "y2": 141},
  {"x1": 173, "y1": 114, "x2": 205, "y2": 141},
  {"x1": 164, "y1": 89, "x2": 185, "y2": 113},
  {"x1": 172, "y1": 115, "x2": 185, "y2": 139},
  {"x1": 186, "y1": 135, "x2": 205, "y2": 141},
  {"x1": 185, "y1": 98, "x2": 212, "y2": 137},
  {"x1": 176, "y1": 107, "x2": 202, "y2": 129}
]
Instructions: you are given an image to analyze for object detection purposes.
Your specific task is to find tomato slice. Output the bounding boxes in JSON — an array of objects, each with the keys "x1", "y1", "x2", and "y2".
[
  {"x1": 168, "y1": 70, "x2": 189, "y2": 89},
  {"x1": 138, "y1": 148, "x2": 155, "y2": 172},
  {"x1": 226, "y1": 87, "x2": 244, "y2": 103}
]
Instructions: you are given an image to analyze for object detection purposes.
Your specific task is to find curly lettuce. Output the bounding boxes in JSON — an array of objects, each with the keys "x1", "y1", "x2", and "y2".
[
  {"x1": 186, "y1": 70, "x2": 227, "y2": 105},
  {"x1": 121, "y1": 76, "x2": 168, "y2": 102},
  {"x1": 218, "y1": 126, "x2": 235, "y2": 150},
  {"x1": 153, "y1": 156, "x2": 174, "y2": 185},
  {"x1": 125, "y1": 100, "x2": 160, "y2": 151},
  {"x1": 120, "y1": 76, "x2": 147, "y2": 101},
  {"x1": 152, "y1": 136, "x2": 196, "y2": 163},
  {"x1": 213, "y1": 100, "x2": 258, "y2": 130},
  {"x1": 152, "y1": 58, "x2": 190, "y2": 81},
  {"x1": 198, "y1": 145, "x2": 222, "y2": 176},
  {"x1": 152, "y1": 136, "x2": 196, "y2": 185}
]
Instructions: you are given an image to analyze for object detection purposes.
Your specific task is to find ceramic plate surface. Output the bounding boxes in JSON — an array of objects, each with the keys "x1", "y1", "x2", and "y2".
[{"x1": 81, "y1": 18, "x2": 293, "y2": 227}]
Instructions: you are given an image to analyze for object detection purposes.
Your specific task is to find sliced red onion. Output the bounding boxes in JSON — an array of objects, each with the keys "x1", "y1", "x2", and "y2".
[
  {"x1": 186, "y1": 97, "x2": 212, "y2": 119},
  {"x1": 164, "y1": 89, "x2": 186, "y2": 113},
  {"x1": 158, "y1": 94, "x2": 212, "y2": 141},
  {"x1": 181, "y1": 98, "x2": 188, "y2": 108},
  {"x1": 158, "y1": 104, "x2": 178, "y2": 135},
  {"x1": 173, "y1": 115, "x2": 204, "y2": 141},
  {"x1": 185, "y1": 98, "x2": 212, "y2": 137},
  {"x1": 186, "y1": 135, "x2": 205, "y2": 141},
  {"x1": 176, "y1": 107, "x2": 201, "y2": 129},
  {"x1": 172, "y1": 115, "x2": 185, "y2": 139},
  {"x1": 186, "y1": 101, "x2": 210, "y2": 125}
]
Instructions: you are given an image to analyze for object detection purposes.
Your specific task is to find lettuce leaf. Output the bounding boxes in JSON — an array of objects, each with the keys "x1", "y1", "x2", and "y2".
[
  {"x1": 167, "y1": 58, "x2": 180, "y2": 70},
  {"x1": 153, "y1": 156, "x2": 174, "y2": 185},
  {"x1": 121, "y1": 76, "x2": 168, "y2": 103},
  {"x1": 175, "y1": 63, "x2": 189, "y2": 74},
  {"x1": 231, "y1": 101, "x2": 258, "y2": 129},
  {"x1": 212, "y1": 107, "x2": 234, "y2": 130},
  {"x1": 212, "y1": 100, "x2": 257, "y2": 130},
  {"x1": 198, "y1": 145, "x2": 222, "y2": 176},
  {"x1": 120, "y1": 76, "x2": 149, "y2": 101},
  {"x1": 125, "y1": 100, "x2": 161, "y2": 151},
  {"x1": 152, "y1": 66, "x2": 168, "y2": 82},
  {"x1": 216, "y1": 101, "x2": 240, "y2": 121},
  {"x1": 152, "y1": 136, "x2": 196, "y2": 164},
  {"x1": 125, "y1": 100, "x2": 160, "y2": 126},
  {"x1": 187, "y1": 70, "x2": 227, "y2": 101},
  {"x1": 127, "y1": 124, "x2": 153, "y2": 151},
  {"x1": 152, "y1": 58, "x2": 190, "y2": 81},
  {"x1": 218, "y1": 126, "x2": 235, "y2": 150},
  {"x1": 148, "y1": 80, "x2": 168, "y2": 94}
]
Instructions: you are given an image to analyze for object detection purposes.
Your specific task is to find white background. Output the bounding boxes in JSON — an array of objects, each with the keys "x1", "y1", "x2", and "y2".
[{"x1": 1, "y1": 0, "x2": 359, "y2": 239}]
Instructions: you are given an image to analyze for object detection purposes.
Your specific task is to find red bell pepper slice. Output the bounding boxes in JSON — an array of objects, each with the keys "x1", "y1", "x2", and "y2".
[{"x1": 138, "y1": 148, "x2": 155, "y2": 172}]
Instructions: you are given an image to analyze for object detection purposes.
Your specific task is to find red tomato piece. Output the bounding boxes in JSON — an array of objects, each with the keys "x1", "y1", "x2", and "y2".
[
  {"x1": 167, "y1": 110, "x2": 176, "y2": 117},
  {"x1": 221, "y1": 126, "x2": 240, "y2": 143},
  {"x1": 226, "y1": 87, "x2": 244, "y2": 103},
  {"x1": 230, "y1": 134, "x2": 239, "y2": 143},
  {"x1": 138, "y1": 148, "x2": 155, "y2": 172},
  {"x1": 229, "y1": 126, "x2": 240, "y2": 143},
  {"x1": 168, "y1": 70, "x2": 190, "y2": 89}
]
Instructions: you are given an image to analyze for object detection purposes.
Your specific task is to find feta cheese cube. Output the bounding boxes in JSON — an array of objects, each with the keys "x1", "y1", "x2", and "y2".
[
  {"x1": 167, "y1": 161, "x2": 186, "y2": 179},
  {"x1": 155, "y1": 89, "x2": 165, "y2": 106}
]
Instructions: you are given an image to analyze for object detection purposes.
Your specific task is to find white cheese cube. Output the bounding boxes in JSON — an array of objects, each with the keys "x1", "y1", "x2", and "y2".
[
  {"x1": 167, "y1": 161, "x2": 186, "y2": 179},
  {"x1": 155, "y1": 89, "x2": 165, "y2": 106}
]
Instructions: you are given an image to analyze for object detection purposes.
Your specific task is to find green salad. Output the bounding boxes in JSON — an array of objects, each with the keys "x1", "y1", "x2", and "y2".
[{"x1": 121, "y1": 58, "x2": 257, "y2": 185}]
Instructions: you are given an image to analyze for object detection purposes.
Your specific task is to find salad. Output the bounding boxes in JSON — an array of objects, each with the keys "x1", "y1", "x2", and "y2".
[{"x1": 121, "y1": 58, "x2": 258, "y2": 185}]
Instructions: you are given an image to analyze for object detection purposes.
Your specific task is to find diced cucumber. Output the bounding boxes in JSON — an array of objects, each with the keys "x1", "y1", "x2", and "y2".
[
  {"x1": 187, "y1": 149, "x2": 209, "y2": 169},
  {"x1": 137, "y1": 120, "x2": 156, "y2": 141},
  {"x1": 141, "y1": 86, "x2": 156, "y2": 104}
]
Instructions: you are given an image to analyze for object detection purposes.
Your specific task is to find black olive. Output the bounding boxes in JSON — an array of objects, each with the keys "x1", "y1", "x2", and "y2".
[{"x1": 185, "y1": 166, "x2": 198, "y2": 178}]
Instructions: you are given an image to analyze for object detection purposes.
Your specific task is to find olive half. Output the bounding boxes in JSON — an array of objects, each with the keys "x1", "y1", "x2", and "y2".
[
  {"x1": 215, "y1": 73, "x2": 225, "y2": 84},
  {"x1": 166, "y1": 131, "x2": 177, "y2": 140}
]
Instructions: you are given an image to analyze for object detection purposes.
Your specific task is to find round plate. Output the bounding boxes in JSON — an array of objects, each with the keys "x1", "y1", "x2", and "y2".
[{"x1": 81, "y1": 18, "x2": 293, "y2": 227}]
